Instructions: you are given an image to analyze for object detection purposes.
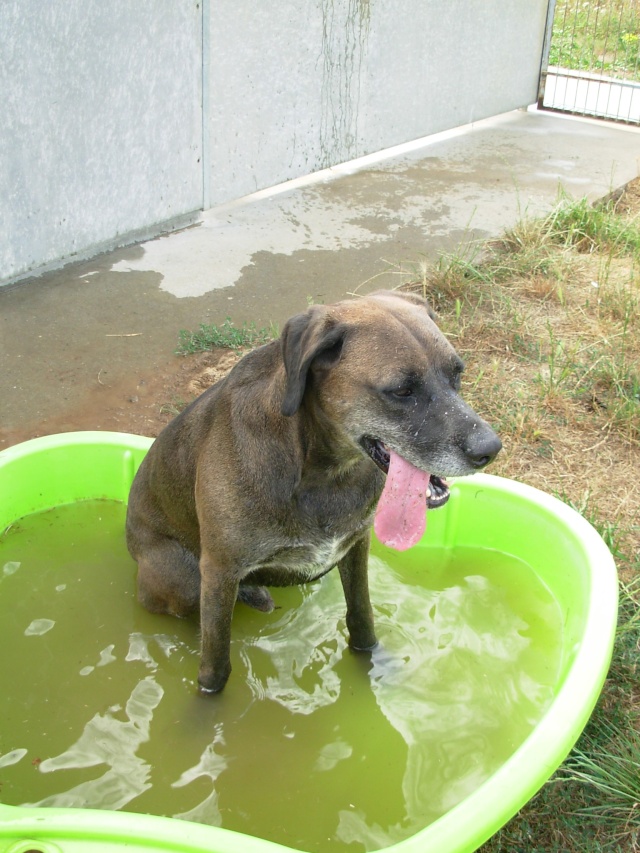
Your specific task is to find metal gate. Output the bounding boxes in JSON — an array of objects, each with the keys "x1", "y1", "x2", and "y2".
[{"x1": 539, "y1": 0, "x2": 640, "y2": 124}]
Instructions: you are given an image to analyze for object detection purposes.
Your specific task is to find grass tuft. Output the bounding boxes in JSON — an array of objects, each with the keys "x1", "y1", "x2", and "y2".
[
  {"x1": 176, "y1": 317, "x2": 274, "y2": 355},
  {"x1": 543, "y1": 193, "x2": 640, "y2": 257}
]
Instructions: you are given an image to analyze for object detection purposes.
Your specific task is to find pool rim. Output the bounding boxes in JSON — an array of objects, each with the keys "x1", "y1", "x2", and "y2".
[{"x1": 0, "y1": 431, "x2": 618, "y2": 853}]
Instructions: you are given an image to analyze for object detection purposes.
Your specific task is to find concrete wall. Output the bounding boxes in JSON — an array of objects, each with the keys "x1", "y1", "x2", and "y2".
[
  {"x1": 2, "y1": 0, "x2": 549, "y2": 285},
  {"x1": 1, "y1": 0, "x2": 203, "y2": 285},
  {"x1": 208, "y1": 0, "x2": 550, "y2": 205}
]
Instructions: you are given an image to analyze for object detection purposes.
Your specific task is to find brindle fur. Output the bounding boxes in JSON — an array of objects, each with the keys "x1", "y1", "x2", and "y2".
[{"x1": 126, "y1": 290, "x2": 501, "y2": 693}]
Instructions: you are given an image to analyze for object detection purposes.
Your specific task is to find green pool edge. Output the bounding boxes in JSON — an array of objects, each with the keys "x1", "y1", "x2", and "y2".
[{"x1": 0, "y1": 431, "x2": 619, "y2": 853}]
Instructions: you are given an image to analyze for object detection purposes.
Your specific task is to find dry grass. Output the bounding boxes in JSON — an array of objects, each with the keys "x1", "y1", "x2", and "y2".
[
  {"x1": 393, "y1": 178, "x2": 640, "y2": 851},
  {"x1": 396, "y1": 185, "x2": 640, "y2": 577}
]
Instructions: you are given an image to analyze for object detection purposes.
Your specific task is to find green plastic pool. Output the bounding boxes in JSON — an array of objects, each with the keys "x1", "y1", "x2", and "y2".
[{"x1": 0, "y1": 432, "x2": 618, "y2": 853}]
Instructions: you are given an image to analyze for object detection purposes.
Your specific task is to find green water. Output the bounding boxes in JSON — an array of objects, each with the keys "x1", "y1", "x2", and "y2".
[{"x1": 0, "y1": 501, "x2": 563, "y2": 852}]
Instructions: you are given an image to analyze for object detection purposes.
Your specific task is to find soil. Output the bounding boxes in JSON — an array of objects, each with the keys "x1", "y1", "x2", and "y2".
[
  {"x1": 87, "y1": 348, "x2": 243, "y2": 437},
  {"x1": 0, "y1": 348, "x2": 242, "y2": 448},
  {"x1": 600, "y1": 173, "x2": 640, "y2": 214}
]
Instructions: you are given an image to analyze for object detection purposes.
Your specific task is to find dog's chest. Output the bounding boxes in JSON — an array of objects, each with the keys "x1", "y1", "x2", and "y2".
[
  {"x1": 296, "y1": 535, "x2": 354, "y2": 578},
  {"x1": 249, "y1": 518, "x2": 372, "y2": 584},
  {"x1": 245, "y1": 465, "x2": 382, "y2": 584}
]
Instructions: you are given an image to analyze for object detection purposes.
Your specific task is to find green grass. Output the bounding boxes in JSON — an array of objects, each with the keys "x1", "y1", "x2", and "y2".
[
  {"x1": 558, "y1": 490, "x2": 625, "y2": 559},
  {"x1": 176, "y1": 317, "x2": 274, "y2": 355},
  {"x1": 556, "y1": 575, "x2": 640, "y2": 846},
  {"x1": 544, "y1": 193, "x2": 640, "y2": 256},
  {"x1": 418, "y1": 190, "x2": 640, "y2": 304},
  {"x1": 550, "y1": 0, "x2": 640, "y2": 80}
]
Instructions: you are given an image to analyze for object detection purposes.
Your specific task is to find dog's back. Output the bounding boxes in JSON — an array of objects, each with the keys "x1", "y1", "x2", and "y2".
[
  {"x1": 125, "y1": 291, "x2": 501, "y2": 692},
  {"x1": 127, "y1": 339, "x2": 285, "y2": 559}
]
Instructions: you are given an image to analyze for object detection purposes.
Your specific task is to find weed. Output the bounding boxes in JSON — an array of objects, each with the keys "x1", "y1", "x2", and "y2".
[
  {"x1": 176, "y1": 317, "x2": 274, "y2": 355},
  {"x1": 159, "y1": 397, "x2": 189, "y2": 417},
  {"x1": 587, "y1": 349, "x2": 640, "y2": 442},
  {"x1": 558, "y1": 576, "x2": 640, "y2": 847},
  {"x1": 543, "y1": 193, "x2": 640, "y2": 257},
  {"x1": 597, "y1": 268, "x2": 640, "y2": 326},
  {"x1": 550, "y1": 0, "x2": 640, "y2": 80},
  {"x1": 610, "y1": 575, "x2": 640, "y2": 694},
  {"x1": 563, "y1": 732, "x2": 640, "y2": 844},
  {"x1": 537, "y1": 321, "x2": 578, "y2": 396},
  {"x1": 557, "y1": 490, "x2": 625, "y2": 559}
]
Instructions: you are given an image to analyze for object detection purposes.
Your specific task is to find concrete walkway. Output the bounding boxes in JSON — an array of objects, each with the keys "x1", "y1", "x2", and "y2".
[{"x1": 2, "y1": 107, "x2": 639, "y2": 448}]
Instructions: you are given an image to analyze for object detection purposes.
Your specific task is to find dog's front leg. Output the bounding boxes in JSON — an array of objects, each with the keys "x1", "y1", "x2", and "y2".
[
  {"x1": 197, "y1": 550, "x2": 238, "y2": 694},
  {"x1": 338, "y1": 535, "x2": 377, "y2": 651}
]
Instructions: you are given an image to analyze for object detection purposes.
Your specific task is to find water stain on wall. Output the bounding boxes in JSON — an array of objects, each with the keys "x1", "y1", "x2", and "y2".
[{"x1": 319, "y1": 0, "x2": 372, "y2": 168}]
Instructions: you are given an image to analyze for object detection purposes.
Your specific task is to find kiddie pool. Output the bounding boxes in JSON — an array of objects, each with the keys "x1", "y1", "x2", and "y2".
[{"x1": 0, "y1": 431, "x2": 618, "y2": 853}]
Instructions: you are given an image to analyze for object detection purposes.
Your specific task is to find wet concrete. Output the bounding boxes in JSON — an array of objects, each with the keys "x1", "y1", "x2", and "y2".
[{"x1": 2, "y1": 108, "x2": 639, "y2": 448}]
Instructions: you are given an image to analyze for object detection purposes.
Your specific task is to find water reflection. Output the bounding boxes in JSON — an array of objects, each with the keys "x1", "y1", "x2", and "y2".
[
  {"x1": 335, "y1": 556, "x2": 559, "y2": 846},
  {"x1": 28, "y1": 677, "x2": 163, "y2": 811},
  {"x1": 171, "y1": 725, "x2": 227, "y2": 825},
  {"x1": 245, "y1": 578, "x2": 347, "y2": 715},
  {"x1": 166, "y1": 552, "x2": 559, "y2": 850},
  {"x1": 126, "y1": 632, "x2": 179, "y2": 668},
  {"x1": 24, "y1": 618, "x2": 55, "y2": 636},
  {"x1": 4, "y1": 512, "x2": 562, "y2": 853}
]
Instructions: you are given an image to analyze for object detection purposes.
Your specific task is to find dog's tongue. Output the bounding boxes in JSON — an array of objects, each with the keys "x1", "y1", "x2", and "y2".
[{"x1": 374, "y1": 448, "x2": 429, "y2": 551}]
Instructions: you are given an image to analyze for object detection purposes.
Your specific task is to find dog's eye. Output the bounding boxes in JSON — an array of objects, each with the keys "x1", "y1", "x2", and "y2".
[{"x1": 383, "y1": 375, "x2": 419, "y2": 400}]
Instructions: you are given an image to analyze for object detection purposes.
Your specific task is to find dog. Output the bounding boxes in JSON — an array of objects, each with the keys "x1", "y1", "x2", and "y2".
[{"x1": 126, "y1": 290, "x2": 501, "y2": 693}]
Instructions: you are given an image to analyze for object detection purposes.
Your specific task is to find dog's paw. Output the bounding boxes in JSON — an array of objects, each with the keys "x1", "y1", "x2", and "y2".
[
  {"x1": 197, "y1": 682, "x2": 224, "y2": 696},
  {"x1": 237, "y1": 584, "x2": 275, "y2": 612},
  {"x1": 198, "y1": 662, "x2": 232, "y2": 694},
  {"x1": 349, "y1": 639, "x2": 379, "y2": 653}
]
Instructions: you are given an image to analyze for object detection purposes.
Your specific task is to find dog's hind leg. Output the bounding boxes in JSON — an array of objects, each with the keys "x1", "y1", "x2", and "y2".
[
  {"x1": 237, "y1": 584, "x2": 275, "y2": 612},
  {"x1": 135, "y1": 538, "x2": 201, "y2": 619}
]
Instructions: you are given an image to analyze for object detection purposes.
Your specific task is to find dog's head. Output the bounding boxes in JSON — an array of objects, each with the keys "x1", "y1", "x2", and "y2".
[{"x1": 280, "y1": 290, "x2": 501, "y2": 483}]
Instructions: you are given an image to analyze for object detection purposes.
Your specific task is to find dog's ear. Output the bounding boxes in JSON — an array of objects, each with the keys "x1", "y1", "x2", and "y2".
[{"x1": 280, "y1": 307, "x2": 346, "y2": 416}]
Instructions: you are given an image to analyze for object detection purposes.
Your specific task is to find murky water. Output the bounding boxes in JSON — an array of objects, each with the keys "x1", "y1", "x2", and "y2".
[{"x1": 0, "y1": 501, "x2": 563, "y2": 852}]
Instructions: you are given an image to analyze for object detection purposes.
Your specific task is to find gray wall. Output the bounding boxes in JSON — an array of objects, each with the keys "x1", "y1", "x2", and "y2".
[
  {"x1": 208, "y1": 0, "x2": 550, "y2": 205},
  {"x1": 1, "y1": 0, "x2": 203, "y2": 285},
  {"x1": 2, "y1": 0, "x2": 549, "y2": 285}
]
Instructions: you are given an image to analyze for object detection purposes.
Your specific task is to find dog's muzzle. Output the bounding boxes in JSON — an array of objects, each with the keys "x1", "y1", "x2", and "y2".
[{"x1": 360, "y1": 437, "x2": 450, "y2": 509}]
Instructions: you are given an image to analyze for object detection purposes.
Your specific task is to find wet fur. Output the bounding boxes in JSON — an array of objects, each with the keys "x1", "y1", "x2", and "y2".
[{"x1": 126, "y1": 290, "x2": 501, "y2": 693}]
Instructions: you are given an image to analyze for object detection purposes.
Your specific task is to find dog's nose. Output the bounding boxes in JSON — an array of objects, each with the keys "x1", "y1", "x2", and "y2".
[{"x1": 465, "y1": 430, "x2": 502, "y2": 470}]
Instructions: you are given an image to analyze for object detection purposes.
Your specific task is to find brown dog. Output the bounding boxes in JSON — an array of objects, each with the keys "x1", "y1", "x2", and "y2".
[{"x1": 126, "y1": 290, "x2": 501, "y2": 693}]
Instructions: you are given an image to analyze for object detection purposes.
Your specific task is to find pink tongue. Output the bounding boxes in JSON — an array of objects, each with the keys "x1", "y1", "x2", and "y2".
[{"x1": 374, "y1": 448, "x2": 430, "y2": 551}]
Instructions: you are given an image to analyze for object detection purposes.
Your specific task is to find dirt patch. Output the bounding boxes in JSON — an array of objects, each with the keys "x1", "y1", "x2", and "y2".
[
  {"x1": 0, "y1": 349, "x2": 241, "y2": 449},
  {"x1": 600, "y1": 174, "x2": 640, "y2": 216}
]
